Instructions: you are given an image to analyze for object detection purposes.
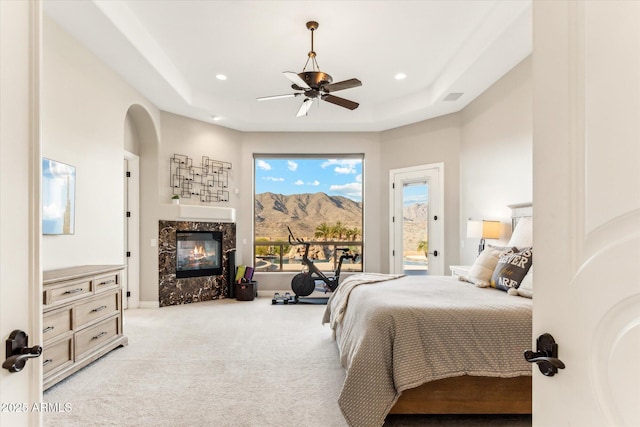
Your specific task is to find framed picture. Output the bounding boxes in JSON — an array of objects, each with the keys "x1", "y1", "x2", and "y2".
[{"x1": 42, "y1": 158, "x2": 76, "y2": 235}]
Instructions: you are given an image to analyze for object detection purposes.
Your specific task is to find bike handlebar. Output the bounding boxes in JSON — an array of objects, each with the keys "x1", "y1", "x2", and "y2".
[{"x1": 287, "y1": 226, "x2": 305, "y2": 245}]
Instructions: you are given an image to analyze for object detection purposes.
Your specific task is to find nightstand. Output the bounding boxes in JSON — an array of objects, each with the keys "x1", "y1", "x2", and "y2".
[{"x1": 449, "y1": 265, "x2": 472, "y2": 277}]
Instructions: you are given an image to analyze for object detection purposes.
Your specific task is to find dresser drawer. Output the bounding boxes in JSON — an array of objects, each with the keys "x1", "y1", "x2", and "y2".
[
  {"x1": 43, "y1": 306, "x2": 73, "y2": 342},
  {"x1": 93, "y1": 272, "x2": 120, "y2": 294},
  {"x1": 75, "y1": 291, "x2": 119, "y2": 329},
  {"x1": 75, "y1": 316, "x2": 120, "y2": 359},
  {"x1": 42, "y1": 337, "x2": 73, "y2": 375},
  {"x1": 44, "y1": 278, "x2": 92, "y2": 306}
]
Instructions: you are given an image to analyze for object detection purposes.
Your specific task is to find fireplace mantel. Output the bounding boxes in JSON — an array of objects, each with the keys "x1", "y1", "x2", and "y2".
[{"x1": 165, "y1": 204, "x2": 236, "y2": 222}]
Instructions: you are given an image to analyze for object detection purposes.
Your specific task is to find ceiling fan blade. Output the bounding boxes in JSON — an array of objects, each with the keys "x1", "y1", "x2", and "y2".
[
  {"x1": 323, "y1": 78, "x2": 362, "y2": 93},
  {"x1": 257, "y1": 93, "x2": 299, "y2": 101},
  {"x1": 296, "y1": 98, "x2": 315, "y2": 117},
  {"x1": 322, "y1": 94, "x2": 359, "y2": 110},
  {"x1": 284, "y1": 72, "x2": 311, "y2": 90}
]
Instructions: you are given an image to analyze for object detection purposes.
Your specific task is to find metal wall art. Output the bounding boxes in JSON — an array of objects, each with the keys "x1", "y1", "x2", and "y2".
[{"x1": 170, "y1": 154, "x2": 231, "y2": 202}]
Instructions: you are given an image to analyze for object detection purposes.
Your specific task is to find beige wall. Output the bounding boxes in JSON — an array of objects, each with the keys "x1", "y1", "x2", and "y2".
[
  {"x1": 42, "y1": 17, "x2": 160, "y2": 272},
  {"x1": 459, "y1": 56, "x2": 532, "y2": 264},
  {"x1": 380, "y1": 113, "x2": 462, "y2": 272}
]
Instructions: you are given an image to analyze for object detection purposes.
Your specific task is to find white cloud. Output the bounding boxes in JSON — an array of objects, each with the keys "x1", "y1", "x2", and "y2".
[
  {"x1": 330, "y1": 182, "x2": 362, "y2": 199},
  {"x1": 334, "y1": 166, "x2": 353, "y2": 174},
  {"x1": 262, "y1": 176, "x2": 284, "y2": 182},
  {"x1": 308, "y1": 180, "x2": 320, "y2": 186},
  {"x1": 257, "y1": 160, "x2": 271, "y2": 171},
  {"x1": 288, "y1": 161, "x2": 298, "y2": 171},
  {"x1": 42, "y1": 203, "x2": 63, "y2": 220},
  {"x1": 294, "y1": 179, "x2": 304, "y2": 185},
  {"x1": 355, "y1": 174, "x2": 362, "y2": 183},
  {"x1": 321, "y1": 158, "x2": 361, "y2": 174}
]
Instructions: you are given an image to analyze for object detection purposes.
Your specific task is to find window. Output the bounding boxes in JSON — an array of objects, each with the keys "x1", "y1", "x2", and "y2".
[{"x1": 254, "y1": 154, "x2": 363, "y2": 273}]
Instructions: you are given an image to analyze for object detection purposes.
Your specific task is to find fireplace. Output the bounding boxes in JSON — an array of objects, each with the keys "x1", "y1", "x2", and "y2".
[
  {"x1": 159, "y1": 220, "x2": 236, "y2": 307},
  {"x1": 176, "y1": 230, "x2": 223, "y2": 278}
]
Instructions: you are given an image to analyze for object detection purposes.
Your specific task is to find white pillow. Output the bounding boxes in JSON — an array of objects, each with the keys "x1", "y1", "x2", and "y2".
[
  {"x1": 508, "y1": 217, "x2": 533, "y2": 248},
  {"x1": 517, "y1": 266, "x2": 533, "y2": 298},
  {"x1": 459, "y1": 245, "x2": 515, "y2": 288},
  {"x1": 509, "y1": 265, "x2": 533, "y2": 298}
]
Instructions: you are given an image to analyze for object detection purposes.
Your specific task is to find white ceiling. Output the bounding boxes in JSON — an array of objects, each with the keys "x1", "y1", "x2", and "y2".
[{"x1": 43, "y1": 0, "x2": 532, "y2": 132}]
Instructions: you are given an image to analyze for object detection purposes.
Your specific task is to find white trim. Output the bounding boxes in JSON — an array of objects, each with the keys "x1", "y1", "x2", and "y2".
[{"x1": 138, "y1": 301, "x2": 160, "y2": 309}]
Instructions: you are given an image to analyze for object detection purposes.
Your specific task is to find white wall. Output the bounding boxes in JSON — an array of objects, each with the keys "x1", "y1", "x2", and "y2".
[
  {"x1": 459, "y1": 56, "x2": 532, "y2": 265},
  {"x1": 42, "y1": 17, "x2": 160, "y2": 271}
]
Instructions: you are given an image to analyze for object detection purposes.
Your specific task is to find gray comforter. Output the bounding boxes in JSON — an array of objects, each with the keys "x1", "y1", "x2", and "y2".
[{"x1": 322, "y1": 274, "x2": 532, "y2": 427}]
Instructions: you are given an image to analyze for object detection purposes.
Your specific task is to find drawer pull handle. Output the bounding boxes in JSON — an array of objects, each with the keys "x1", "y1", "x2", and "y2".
[
  {"x1": 98, "y1": 279, "x2": 115, "y2": 286},
  {"x1": 43, "y1": 359, "x2": 53, "y2": 367},
  {"x1": 63, "y1": 288, "x2": 84, "y2": 295},
  {"x1": 43, "y1": 326, "x2": 55, "y2": 333},
  {"x1": 91, "y1": 305, "x2": 108, "y2": 313},
  {"x1": 91, "y1": 331, "x2": 108, "y2": 340}
]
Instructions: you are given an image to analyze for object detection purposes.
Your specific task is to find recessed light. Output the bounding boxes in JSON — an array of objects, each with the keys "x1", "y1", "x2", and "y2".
[
  {"x1": 216, "y1": 74, "x2": 227, "y2": 81},
  {"x1": 210, "y1": 115, "x2": 222, "y2": 121},
  {"x1": 394, "y1": 73, "x2": 407, "y2": 80}
]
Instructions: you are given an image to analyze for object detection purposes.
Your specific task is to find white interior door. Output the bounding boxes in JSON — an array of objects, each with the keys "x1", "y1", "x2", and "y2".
[
  {"x1": 0, "y1": 1, "x2": 42, "y2": 425},
  {"x1": 533, "y1": 1, "x2": 639, "y2": 425},
  {"x1": 389, "y1": 163, "x2": 444, "y2": 275}
]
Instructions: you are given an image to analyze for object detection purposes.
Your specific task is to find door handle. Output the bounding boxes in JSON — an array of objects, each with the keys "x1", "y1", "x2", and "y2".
[
  {"x1": 2, "y1": 330, "x2": 43, "y2": 373},
  {"x1": 524, "y1": 333, "x2": 565, "y2": 377},
  {"x1": 428, "y1": 250, "x2": 438, "y2": 257}
]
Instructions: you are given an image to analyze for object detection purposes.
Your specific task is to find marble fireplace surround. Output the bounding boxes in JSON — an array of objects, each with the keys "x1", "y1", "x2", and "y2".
[{"x1": 159, "y1": 220, "x2": 236, "y2": 307}]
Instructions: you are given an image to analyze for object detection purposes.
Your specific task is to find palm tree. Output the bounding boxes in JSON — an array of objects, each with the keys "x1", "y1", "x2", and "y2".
[
  {"x1": 350, "y1": 227, "x2": 361, "y2": 241},
  {"x1": 417, "y1": 240, "x2": 428, "y2": 257},
  {"x1": 315, "y1": 223, "x2": 332, "y2": 241},
  {"x1": 331, "y1": 221, "x2": 345, "y2": 240}
]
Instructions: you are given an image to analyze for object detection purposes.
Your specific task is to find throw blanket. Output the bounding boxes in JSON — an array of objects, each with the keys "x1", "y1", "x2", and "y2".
[
  {"x1": 321, "y1": 273, "x2": 404, "y2": 335},
  {"x1": 323, "y1": 275, "x2": 532, "y2": 427}
]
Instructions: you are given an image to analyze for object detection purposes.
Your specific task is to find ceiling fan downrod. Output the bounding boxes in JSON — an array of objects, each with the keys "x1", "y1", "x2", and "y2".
[{"x1": 304, "y1": 21, "x2": 320, "y2": 72}]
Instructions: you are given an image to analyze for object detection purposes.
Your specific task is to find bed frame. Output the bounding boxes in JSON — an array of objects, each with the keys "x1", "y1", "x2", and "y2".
[
  {"x1": 389, "y1": 375, "x2": 531, "y2": 414},
  {"x1": 390, "y1": 203, "x2": 533, "y2": 416}
]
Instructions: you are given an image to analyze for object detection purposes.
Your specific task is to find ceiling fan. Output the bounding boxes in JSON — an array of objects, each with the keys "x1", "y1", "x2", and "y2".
[{"x1": 257, "y1": 21, "x2": 362, "y2": 117}]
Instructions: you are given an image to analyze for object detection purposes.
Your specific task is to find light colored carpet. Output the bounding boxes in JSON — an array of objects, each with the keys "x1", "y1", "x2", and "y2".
[{"x1": 44, "y1": 297, "x2": 531, "y2": 427}]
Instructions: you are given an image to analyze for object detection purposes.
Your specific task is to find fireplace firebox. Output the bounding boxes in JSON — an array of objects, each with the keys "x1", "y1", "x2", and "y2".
[{"x1": 176, "y1": 230, "x2": 223, "y2": 278}]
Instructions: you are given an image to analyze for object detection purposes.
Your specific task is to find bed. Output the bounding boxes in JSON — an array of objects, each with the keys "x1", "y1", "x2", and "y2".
[{"x1": 322, "y1": 204, "x2": 534, "y2": 427}]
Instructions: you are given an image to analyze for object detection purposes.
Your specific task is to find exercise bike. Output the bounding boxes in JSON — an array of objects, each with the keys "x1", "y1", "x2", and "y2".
[{"x1": 276, "y1": 226, "x2": 358, "y2": 304}]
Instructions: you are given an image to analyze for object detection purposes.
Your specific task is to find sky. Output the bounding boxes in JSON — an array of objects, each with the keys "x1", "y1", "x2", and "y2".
[{"x1": 254, "y1": 157, "x2": 362, "y2": 201}]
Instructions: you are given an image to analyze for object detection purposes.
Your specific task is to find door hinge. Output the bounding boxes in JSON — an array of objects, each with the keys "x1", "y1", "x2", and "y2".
[
  {"x1": 392, "y1": 216, "x2": 395, "y2": 223},
  {"x1": 392, "y1": 250, "x2": 395, "y2": 256},
  {"x1": 126, "y1": 291, "x2": 131, "y2": 298},
  {"x1": 126, "y1": 211, "x2": 131, "y2": 218},
  {"x1": 392, "y1": 182, "x2": 395, "y2": 189},
  {"x1": 126, "y1": 251, "x2": 131, "y2": 257},
  {"x1": 126, "y1": 171, "x2": 131, "y2": 178}
]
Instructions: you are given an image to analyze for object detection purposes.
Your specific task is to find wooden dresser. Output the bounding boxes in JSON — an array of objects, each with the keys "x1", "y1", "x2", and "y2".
[{"x1": 42, "y1": 265, "x2": 128, "y2": 390}]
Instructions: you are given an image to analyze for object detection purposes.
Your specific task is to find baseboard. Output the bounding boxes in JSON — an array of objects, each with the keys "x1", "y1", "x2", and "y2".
[{"x1": 138, "y1": 300, "x2": 160, "y2": 309}]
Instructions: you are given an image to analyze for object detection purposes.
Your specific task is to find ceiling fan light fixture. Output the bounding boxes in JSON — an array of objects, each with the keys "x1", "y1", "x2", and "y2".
[
  {"x1": 395, "y1": 73, "x2": 407, "y2": 80},
  {"x1": 215, "y1": 74, "x2": 227, "y2": 81},
  {"x1": 257, "y1": 20, "x2": 362, "y2": 116}
]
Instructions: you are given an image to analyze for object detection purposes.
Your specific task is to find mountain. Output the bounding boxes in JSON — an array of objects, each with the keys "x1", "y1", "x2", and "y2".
[{"x1": 255, "y1": 192, "x2": 362, "y2": 241}]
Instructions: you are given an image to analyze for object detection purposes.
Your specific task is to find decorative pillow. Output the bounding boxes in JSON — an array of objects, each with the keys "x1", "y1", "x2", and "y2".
[
  {"x1": 515, "y1": 266, "x2": 533, "y2": 298},
  {"x1": 459, "y1": 245, "x2": 516, "y2": 288},
  {"x1": 491, "y1": 247, "x2": 533, "y2": 292},
  {"x1": 508, "y1": 217, "x2": 533, "y2": 248}
]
